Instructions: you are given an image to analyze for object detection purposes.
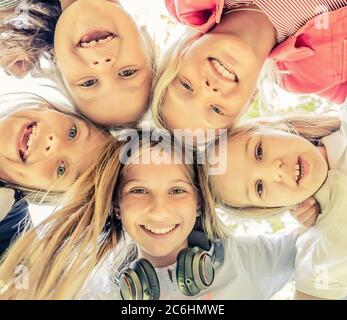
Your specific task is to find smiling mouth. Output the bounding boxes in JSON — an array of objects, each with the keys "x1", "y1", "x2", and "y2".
[
  {"x1": 208, "y1": 57, "x2": 238, "y2": 82},
  {"x1": 19, "y1": 122, "x2": 37, "y2": 162},
  {"x1": 78, "y1": 31, "x2": 116, "y2": 48},
  {"x1": 295, "y1": 158, "x2": 303, "y2": 184},
  {"x1": 141, "y1": 224, "x2": 179, "y2": 235}
]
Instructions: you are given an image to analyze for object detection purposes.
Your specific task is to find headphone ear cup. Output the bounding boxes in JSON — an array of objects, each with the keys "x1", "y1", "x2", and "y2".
[
  {"x1": 119, "y1": 267, "x2": 143, "y2": 300},
  {"x1": 119, "y1": 258, "x2": 160, "y2": 300},
  {"x1": 192, "y1": 250, "x2": 215, "y2": 289},
  {"x1": 136, "y1": 259, "x2": 161, "y2": 300},
  {"x1": 176, "y1": 247, "x2": 201, "y2": 296}
]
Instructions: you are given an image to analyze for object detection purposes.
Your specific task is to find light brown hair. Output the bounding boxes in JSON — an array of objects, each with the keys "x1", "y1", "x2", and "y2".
[{"x1": 0, "y1": 130, "x2": 228, "y2": 299}]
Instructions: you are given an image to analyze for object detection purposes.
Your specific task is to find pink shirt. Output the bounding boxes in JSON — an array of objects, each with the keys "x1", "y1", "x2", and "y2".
[
  {"x1": 165, "y1": 0, "x2": 347, "y2": 104},
  {"x1": 269, "y1": 6, "x2": 347, "y2": 104},
  {"x1": 165, "y1": 0, "x2": 347, "y2": 41}
]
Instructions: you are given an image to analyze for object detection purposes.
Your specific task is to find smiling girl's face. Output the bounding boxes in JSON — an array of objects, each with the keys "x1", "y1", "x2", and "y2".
[
  {"x1": 212, "y1": 129, "x2": 329, "y2": 208},
  {"x1": 0, "y1": 108, "x2": 107, "y2": 192},
  {"x1": 54, "y1": 0, "x2": 152, "y2": 126},
  {"x1": 162, "y1": 33, "x2": 261, "y2": 131},
  {"x1": 118, "y1": 158, "x2": 198, "y2": 267}
]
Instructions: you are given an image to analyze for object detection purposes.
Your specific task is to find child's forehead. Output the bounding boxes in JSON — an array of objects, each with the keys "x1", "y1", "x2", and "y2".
[
  {"x1": 121, "y1": 161, "x2": 192, "y2": 185},
  {"x1": 227, "y1": 126, "x2": 289, "y2": 141}
]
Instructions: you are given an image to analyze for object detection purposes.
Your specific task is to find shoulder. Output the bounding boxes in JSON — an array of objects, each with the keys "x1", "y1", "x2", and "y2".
[
  {"x1": 222, "y1": 230, "x2": 298, "y2": 271},
  {"x1": 78, "y1": 253, "x2": 122, "y2": 300},
  {"x1": 0, "y1": 187, "x2": 19, "y2": 222},
  {"x1": 225, "y1": 230, "x2": 298, "y2": 255}
]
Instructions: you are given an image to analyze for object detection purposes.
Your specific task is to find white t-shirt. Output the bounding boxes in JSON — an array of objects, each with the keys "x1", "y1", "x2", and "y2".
[
  {"x1": 79, "y1": 231, "x2": 298, "y2": 300},
  {"x1": 295, "y1": 106, "x2": 347, "y2": 299}
]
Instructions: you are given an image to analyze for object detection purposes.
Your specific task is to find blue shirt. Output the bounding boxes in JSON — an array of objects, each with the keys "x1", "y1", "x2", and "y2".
[{"x1": 0, "y1": 188, "x2": 31, "y2": 258}]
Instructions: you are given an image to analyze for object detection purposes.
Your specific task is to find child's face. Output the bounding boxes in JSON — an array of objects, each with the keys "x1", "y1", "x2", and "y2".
[
  {"x1": 119, "y1": 161, "x2": 198, "y2": 266},
  {"x1": 0, "y1": 108, "x2": 107, "y2": 192},
  {"x1": 54, "y1": 0, "x2": 152, "y2": 126},
  {"x1": 162, "y1": 33, "x2": 262, "y2": 131},
  {"x1": 212, "y1": 129, "x2": 328, "y2": 208}
]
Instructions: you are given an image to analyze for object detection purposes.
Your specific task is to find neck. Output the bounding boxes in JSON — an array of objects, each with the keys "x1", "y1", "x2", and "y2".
[
  {"x1": 59, "y1": 0, "x2": 75, "y2": 11},
  {"x1": 211, "y1": 4, "x2": 276, "y2": 64},
  {"x1": 138, "y1": 240, "x2": 188, "y2": 268},
  {"x1": 318, "y1": 145, "x2": 330, "y2": 169},
  {"x1": 0, "y1": 160, "x2": 11, "y2": 185}
]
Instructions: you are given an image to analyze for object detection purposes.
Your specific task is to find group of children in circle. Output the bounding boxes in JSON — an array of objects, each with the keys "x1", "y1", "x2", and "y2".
[{"x1": 0, "y1": 0, "x2": 346, "y2": 300}]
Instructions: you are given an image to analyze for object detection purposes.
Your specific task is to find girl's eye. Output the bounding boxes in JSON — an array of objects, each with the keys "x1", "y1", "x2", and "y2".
[
  {"x1": 255, "y1": 180, "x2": 263, "y2": 198},
  {"x1": 129, "y1": 188, "x2": 147, "y2": 194},
  {"x1": 79, "y1": 79, "x2": 97, "y2": 87},
  {"x1": 210, "y1": 105, "x2": 224, "y2": 115},
  {"x1": 255, "y1": 142, "x2": 263, "y2": 160},
  {"x1": 170, "y1": 188, "x2": 186, "y2": 195},
  {"x1": 57, "y1": 163, "x2": 66, "y2": 178},
  {"x1": 118, "y1": 69, "x2": 137, "y2": 78},
  {"x1": 68, "y1": 125, "x2": 78, "y2": 140},
  {"x1": 179, "y1": 79, "x2": 193, "y2": 92}
]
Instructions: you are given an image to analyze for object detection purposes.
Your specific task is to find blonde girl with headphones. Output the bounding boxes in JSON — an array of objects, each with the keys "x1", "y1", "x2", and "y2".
[{"x1": 0, "y1": 130, "x2": 298, "y2": 300}]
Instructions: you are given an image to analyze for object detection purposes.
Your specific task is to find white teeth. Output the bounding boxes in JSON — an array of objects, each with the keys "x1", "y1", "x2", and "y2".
[
  {"x1": 211, "y1": 58, "x2": 236, "y2": 81},
  {"x1": 295, "y1": 163, "x2": 302, "y2": 182},
  {"x1": 144, "y1": 225, "x2": 176, "y2": 235},
  {"x1": 80, "y1": 35, "x2": 114, "y2": 48},
  {"x1": 23, "y1": 124, "x2": 38, "y2": 161}
]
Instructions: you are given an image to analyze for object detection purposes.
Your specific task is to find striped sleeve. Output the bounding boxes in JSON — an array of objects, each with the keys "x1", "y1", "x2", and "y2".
[
  {"x1": 224, "y1": 0, "x2": 347, "y2": 43},
  {"x1": 0, "y1": 0, "x2": 21, "y2": 10}
]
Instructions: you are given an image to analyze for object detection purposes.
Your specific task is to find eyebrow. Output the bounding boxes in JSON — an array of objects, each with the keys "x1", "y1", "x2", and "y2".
[
  {"x1": 244, "y1": 136, "x2": 253, "y2": 205},
  {"x1": 122, "y1": 178, "x2": 192, "y2": 187},
  {"x1": 244, "y1": 136, "x2": 252, "y2": 157},
  {"x1": 76, "y1": 75, "x2": 148, "y2": 103},
  {"x1": 74, "y1": 170, "x2": 82, "y2": 182},
  {"x1": 167, "y1": 88, "x2": 217, "y2": 128},
  {"x1": 84, "y1": 121, "x2": 91, "y2": 142},
  {"x1": 245, "y1": 182, "x2": 253, "y2": 206},
  {"x1": 61, "y1": 122, "x2": 91, "y2": 186}
]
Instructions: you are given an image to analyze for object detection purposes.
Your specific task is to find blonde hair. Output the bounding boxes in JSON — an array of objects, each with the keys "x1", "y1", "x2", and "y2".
[
  {"x1": 0, "y1": 130, "x2": 228, "y2": 299},
  {"x1": 0, "y1": 92, "x2": 109, "y2": 204},
  {"x1": 211, "y1": 113, "x2": 341, "y2": 218},
  {"x1": 150, "y1": 29, "x2": 198, "y2": 129}
]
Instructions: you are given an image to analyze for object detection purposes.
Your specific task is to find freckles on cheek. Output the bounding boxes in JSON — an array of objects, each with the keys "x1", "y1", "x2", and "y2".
[{"x1": 121, "y1": 198, "x2": 146, "y2": 211}]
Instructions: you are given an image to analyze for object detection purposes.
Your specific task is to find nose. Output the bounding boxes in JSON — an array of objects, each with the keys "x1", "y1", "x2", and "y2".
[
  {"x1": 271, "y1": 159, "x2": 284, "y2": 182},
  {"x1": 45, "y1": 133, "x2": 63, "y2": 156},
  {"x1": 203, "y1": 79, "x2": 219, "y2": 93},
  {"x1": 148, "y1": 198, "x2": 171, "y2": 221},
  {"x1": 89, "y1": 56, "x2": 115, "y2": 71}
]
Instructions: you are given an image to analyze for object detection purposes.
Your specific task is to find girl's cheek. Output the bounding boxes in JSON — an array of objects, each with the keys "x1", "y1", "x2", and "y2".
[{"x1": 121, "y1": 197, "x2": 150, "y2": 210}]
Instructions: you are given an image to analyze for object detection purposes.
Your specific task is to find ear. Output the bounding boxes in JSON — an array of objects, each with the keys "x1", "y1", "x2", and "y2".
[
  {"x1": 196, "y1": 201, "x2": 202, "y2": 217},
  {"x1": 113, "y1": 207, "x2": 121, "y2": 219},
  {"x1": 3, "y1": 53, "x2": 32, "y2": 78}
]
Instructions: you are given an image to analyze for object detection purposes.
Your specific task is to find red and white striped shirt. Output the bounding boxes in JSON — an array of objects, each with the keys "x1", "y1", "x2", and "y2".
[{"x1": 224, "y1": 0, "x2": 347, "y2": 42}]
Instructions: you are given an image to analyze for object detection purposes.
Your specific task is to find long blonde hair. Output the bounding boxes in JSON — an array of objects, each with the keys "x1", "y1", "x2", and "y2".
[
  {"x1": 0, "y1": 92, "x2": 109, "y2": 204},
  {"x1": 0, "y1": 130, "x2": 228, "y2": 299},
  {"x1": 211, "y1": 113, "x2": 341, "y2": 217}
]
